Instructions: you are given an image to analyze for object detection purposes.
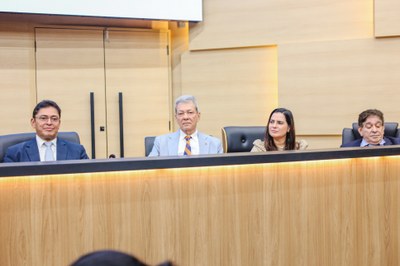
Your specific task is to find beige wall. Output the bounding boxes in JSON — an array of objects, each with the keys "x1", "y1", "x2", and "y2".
[
  {"x1": 181, "y1": 46, "x2": 278, "y2": 139},
  {"x1": 0, "y1": 15, "x2": 170, "y2": 157},
  {"x1": 1, "y1": 0, "x2": 400, "y2": 150},
  {"x1": 176, "y1": 0, "x2": 400, "y2": 149},
  {"x1": 189, "y1": 0, "x2": 373, "y2": 50},
  {"x1": 375, "y1": 0, "x2": 400, "y2": 37},
  {"x1": 0, "y1": 23, "x2": 36, "y2": 134}
]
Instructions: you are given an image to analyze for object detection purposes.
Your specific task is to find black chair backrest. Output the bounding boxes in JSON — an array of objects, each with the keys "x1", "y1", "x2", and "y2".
[
  {"x1": 0, "y1": 132, "x2": 81, "y2": 162},
  {"x1": 222, "y1": 126, "x2": 265, "y2": 153},
  {"x1": 144, "y1": 136, "x2": 156, "y2": 156},
  {"x1": 341, "y1": 122, "x2": 400, "y2": 146}
]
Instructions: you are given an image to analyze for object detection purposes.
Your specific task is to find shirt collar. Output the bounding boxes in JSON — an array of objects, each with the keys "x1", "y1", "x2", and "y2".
[
  {"x1": 179, "y1": 130, "x2": 198, "y2": 140},
  {"x1": 360, "y1": 138, "x2": 385, "y2": 147},
  {"x1": 36, "y1": 135, "x2": 57, "y2": 147}
]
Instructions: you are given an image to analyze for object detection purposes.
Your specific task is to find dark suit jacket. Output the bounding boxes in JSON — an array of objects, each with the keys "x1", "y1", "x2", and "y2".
[
  {"x1": 341, "y1": 136, "x2": 400, "y2": 147},
  {"x1": 3, "y1": 138, "x2": 89, "y2": 162}
]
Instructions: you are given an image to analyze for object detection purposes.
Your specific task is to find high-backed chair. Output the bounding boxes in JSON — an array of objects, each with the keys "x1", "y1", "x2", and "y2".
[
  {"x1": 341, "y1": 122, "x2": 400, "y2": 146},
  {"x1": 144, "y1": 136, "x2": 156, "y2": 156},
  {"x1": 0, "y1": 132, "x2": 81, "y2": 162},
  {"x1": 222, "y1": 126, "x2": 265, "y2": 153}
]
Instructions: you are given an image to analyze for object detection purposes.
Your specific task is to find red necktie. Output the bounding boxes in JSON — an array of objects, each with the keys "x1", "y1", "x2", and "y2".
[{"x1": 184, "y1": 135, "x2": 192, "y2": 155}]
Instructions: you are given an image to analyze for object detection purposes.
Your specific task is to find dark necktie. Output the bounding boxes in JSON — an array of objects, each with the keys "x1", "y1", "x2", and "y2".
[
  {"x1": 184, "y1": 135, "x2": 192, "y2": 155},
  {"x1": 366, "y1": 144, "x2": 380, "y2": 147}
]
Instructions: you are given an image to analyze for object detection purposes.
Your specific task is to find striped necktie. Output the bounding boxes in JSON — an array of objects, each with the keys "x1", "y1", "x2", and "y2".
[{"x1": 184, "y1": 135, "x2": 192, "y2": 155}]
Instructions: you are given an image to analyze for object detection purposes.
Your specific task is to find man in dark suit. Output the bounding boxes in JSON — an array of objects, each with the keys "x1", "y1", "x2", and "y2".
[
  {"x1": 3, "y1": 100, "x2": 89, "y2": 162},
  {"x1": 341, "y1": 109, "x2": 400, "y2": 147}
]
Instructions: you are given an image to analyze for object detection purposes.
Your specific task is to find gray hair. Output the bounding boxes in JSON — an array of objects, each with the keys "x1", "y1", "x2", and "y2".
[{"x1": 174, "y1": 95, "x2": 200, "y2": 113}]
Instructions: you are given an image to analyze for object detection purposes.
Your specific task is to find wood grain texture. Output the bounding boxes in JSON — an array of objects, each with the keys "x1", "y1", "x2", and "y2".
[
  {"x1": 278, "y1": 38, "x2": 400, "y2": 135},
  {"x1": 35, "y1": 28, "x2": 107, "y2": 158},
  {"x1": 181, "y1": 46, "x2": 278, "y2": 138},
  {"x1": 0, "y1": 25, "x2": 37, "y2": 134},
  {"x1": 189, "y1": 0, "x2": 373, "y2": 50},
  {"x1": 1, "y1": 156, "x2": 400, "y2": 265},
  {"x1": 104, "y1": 29, "x2": 171, "y2": 158},
  {"x1": 297, "y1": 135, "x2": 342, "y2": 149},
  {"x1": 374, "y1": 0, "x2": 400, "y2": 37},
  {"x1": 35, "y1": 28, "x2": 171, "y2": 158}
]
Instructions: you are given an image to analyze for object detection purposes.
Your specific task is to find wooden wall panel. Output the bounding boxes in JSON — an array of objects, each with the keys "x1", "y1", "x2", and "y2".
[
  {"x1": 35, "y1": 28, "x2": 171, "y2": 158},
  {"x1": 0, "y1": 26, "x2": 36, "y2": 134},
  {"x1": 189, "y1": 0, "x2": 373, "y2": 50},
  {"x1": 181, "y1": 46, "x2": 278, "y2": 138},
  {"x1": 278, "y1": 38, "x2": 400, "y2": 135},
  {"x1": 35, "y1": 28, "x2": 107, "y2": 159},
  {"x1": 374, "y1": 0, "x2": 400, "y2": 37},
  {"x1": 1, "y1": 156, "x2": 400, "y2": 265},
  {"x1": 105, "y1": 29, "x2": 171, "y2": 158},
  {"x1": 298, "y1": 135, "x2": 342, "y2": 150},
  {"x1": 168, "y1": 21, "x2": 189, "y2": 102}
]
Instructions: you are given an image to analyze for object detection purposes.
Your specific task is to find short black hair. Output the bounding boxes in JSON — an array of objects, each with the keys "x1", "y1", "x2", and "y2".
[
  {"x1": 70, "y1": 250, "x2": 175, "y2": 266},
  {"x1": 358, "y1": 109, "x2": 384, "y2": 127},
  {"x1": 32, "y1": 100, "x2": 61, "y2": 118}
]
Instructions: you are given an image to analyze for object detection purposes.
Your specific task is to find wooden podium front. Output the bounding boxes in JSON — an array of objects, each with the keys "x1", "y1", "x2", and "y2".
[{"x1": 1, "y1": 148, "x2": 400, "y2": 265}]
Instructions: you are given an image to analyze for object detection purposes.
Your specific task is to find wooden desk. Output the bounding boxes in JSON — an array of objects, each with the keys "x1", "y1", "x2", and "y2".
[{"x1": 1, "y1": 147, "x2": 400, "y2": 265}]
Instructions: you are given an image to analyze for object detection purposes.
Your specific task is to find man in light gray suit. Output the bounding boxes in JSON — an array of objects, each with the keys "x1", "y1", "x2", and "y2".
[{"x1": 148, "y1": 95, "x2": 223, "y2": 156}]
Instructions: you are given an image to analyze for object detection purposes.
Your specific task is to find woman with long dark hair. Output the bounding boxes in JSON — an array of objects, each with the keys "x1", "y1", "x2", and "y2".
[{"x1": 251, "y1": 108, "x2": 308, "y2": 152}]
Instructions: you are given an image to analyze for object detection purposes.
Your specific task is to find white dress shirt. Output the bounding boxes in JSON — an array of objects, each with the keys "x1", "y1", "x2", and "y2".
[
  {"x1": 36, "y1": 135, "x2": 57, "y2": 161},
  {"x1": 178, "y1": 130, "x2": 199, "y2": 155},
  {"x1": 360, "y1": 138, "x2": 386, "y2": 147}
]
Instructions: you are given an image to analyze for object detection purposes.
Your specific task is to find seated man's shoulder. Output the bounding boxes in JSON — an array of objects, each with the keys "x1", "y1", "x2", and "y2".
[
  {"x1": 58, "y1": 138, "x2": 82, "y2": 146},
  {"x1": 58, "y1": 138, "x2": 87, "y2": 153},
  {"x1": 2, "y1": 139, "x2": 34, "y2": 162},
  {"x1": 385, "y1": 136, "x2": 400, "y2": 145},
  {"x1": 7, "y1": 138, "x2": 34, "y2": 150},
  {"x1": 154, "y1": 132, "x2": 177, "y2": 141},
  {"x1": 200, "y1": 132, "x2": 221, "y2": 143},
  {"x1": 58, "y1": 138, "x2": 89, "y2": 159},
  {"x1": 199, "y1": 132, "x2": 223, "y2": 154}
]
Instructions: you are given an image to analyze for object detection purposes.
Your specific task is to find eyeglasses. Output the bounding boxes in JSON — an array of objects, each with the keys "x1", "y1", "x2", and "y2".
[
  {"x1": 176, "y1": 110, "x2": 197, "y2": 118},
  {"x1": 36, "y1": 116, "x2": 60, "y2": 123}
]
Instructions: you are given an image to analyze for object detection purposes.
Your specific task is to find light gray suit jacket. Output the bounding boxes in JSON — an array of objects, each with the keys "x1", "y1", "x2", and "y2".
[{"x1": 148, "y1": 131, "x2": 223, "y2": 157}]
